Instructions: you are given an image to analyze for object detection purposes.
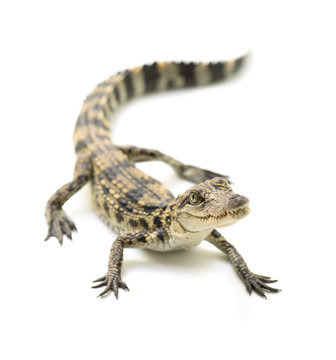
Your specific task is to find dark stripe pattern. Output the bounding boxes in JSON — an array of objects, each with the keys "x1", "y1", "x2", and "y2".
[
  {"x1": 234, "y1": 56, "x2": 244, "y2": 73},
  {"x1": 123, "y1": 70, "x2": 134, "y2": 99},
  {"x1": 208, "y1": 62, "x2": 225, "y2": 81},
  {"x1": 178, "y1": 62, "x2": 196, "y2": 87},
  {"x1": 143, "y1": 62, "x2": 160, "y2": 93}
]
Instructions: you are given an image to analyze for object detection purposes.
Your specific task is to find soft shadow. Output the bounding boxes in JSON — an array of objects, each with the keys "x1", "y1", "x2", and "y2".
[{"x1": 123, "y1": 247, "x2": 229, "y2": 272}]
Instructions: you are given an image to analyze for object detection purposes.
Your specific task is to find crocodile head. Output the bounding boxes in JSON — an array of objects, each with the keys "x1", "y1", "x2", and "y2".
[{"x1": 176, "y1": 177, "x2": 250, "y2": 232}]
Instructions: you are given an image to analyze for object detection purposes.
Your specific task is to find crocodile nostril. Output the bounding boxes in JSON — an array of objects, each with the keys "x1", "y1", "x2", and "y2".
[{"x1": 228, "y1": 194, "x2": 249, "y2": 210}]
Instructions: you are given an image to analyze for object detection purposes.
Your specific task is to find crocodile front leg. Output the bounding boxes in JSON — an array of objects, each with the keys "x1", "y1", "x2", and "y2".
[
  {"x1": 92, "y1": 229, "x2": 169, "y2": 299},
  {"x1": 206, "y1": 230, "x2": 281, "y2": 298},
  {"x1": 92, "y1": 236, "x2": 129, "y2": 299}
]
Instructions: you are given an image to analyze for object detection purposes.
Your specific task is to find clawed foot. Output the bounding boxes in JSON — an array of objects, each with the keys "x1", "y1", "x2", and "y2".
[
  {"x1": 92, "y1": 275, "x2": 129, "y2": 299},
  {"x1": 45, "y1": 207, "x2": 77, "y2": 245},
  {"x1": 243, "y1": 272, "x2": 281, "y2": 299}
]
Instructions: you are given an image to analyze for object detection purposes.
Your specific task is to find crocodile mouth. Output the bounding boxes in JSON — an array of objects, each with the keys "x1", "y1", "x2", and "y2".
[{"x1": 200, "y1": 205, "x2": 250, "y2": 221}]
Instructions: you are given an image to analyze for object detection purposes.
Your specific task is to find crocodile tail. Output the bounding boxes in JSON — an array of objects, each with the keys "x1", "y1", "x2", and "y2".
[{"x1": 73, "y1": 54, "x2": 249, "y2": 154}]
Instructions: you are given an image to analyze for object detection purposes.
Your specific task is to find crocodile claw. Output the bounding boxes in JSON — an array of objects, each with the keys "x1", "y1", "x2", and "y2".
[
  {"x1": 92, "y1": 275, "x2": 129, "y2": 299},
  {"x1": 244, "y1": 272, "x2": 281, "y2": 299}
]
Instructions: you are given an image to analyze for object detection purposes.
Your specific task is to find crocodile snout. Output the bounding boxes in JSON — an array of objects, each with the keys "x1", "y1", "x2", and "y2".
[{"x1": 227, "y1": 194, "x2": 249, "y2": 210}]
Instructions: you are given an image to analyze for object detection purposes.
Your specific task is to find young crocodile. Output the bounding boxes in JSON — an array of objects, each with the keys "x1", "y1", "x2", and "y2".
[{"x1": 45, "y1": 56, "x2": 280, "y2": 299}]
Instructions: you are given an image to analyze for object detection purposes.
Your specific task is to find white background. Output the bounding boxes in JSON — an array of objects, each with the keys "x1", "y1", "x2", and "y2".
[{"x1": 1, "y1": 1, "x2": 335, "y2": 359}]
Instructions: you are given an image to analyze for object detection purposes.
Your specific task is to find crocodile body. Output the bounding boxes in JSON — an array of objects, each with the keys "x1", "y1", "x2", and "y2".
[{"x1": 45, "y1": 56, "x2": 280, "y2": 299}]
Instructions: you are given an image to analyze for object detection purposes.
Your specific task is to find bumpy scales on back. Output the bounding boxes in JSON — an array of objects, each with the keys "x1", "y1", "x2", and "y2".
[{"x1": 45, "y1": 56, "x2": 280, "y2": 299}]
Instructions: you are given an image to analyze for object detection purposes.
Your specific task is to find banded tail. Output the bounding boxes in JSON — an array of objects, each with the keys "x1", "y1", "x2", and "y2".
[{"x1": 73, "y1": 55, "x2": 249, "y2": 154}]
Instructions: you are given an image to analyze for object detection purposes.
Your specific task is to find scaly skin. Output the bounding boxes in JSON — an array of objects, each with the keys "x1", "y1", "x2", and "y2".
[{"x1": 45, "y1": 55, "x2": 280, "y2": 299}]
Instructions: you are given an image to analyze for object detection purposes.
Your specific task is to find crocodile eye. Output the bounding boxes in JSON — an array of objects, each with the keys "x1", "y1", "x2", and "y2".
[{"x1": 189, "y1": 192, "x2": 202, "y2": 205}]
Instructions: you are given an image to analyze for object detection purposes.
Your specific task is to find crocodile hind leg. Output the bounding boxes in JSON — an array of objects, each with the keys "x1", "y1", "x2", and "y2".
[
  {"x1": 206, "y1": 230, "x2": 281, "y2": 298},
  {"x1": 45, "y1": 154, "x2": 91, "y2": 245},
  {"x1": 117, "y1": 145, "x2": 231, "y2": 184}
]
